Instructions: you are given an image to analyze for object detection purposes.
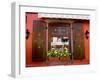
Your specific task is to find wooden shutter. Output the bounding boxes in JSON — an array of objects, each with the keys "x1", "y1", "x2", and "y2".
[
  {"x1": 32, "y1": 20, "x2": 46, "y2": 61},
  {"x1": 73, "y1": 22, "x2": 85, "y2": 60}
]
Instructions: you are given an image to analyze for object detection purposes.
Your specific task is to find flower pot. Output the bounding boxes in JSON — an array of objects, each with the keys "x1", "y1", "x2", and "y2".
[
  {"x1": 48, "y1": 57, "x2": 59, "y2": 61},
  {"x1": 60, "y1": 56, "x2": 70, "y2": 61}
]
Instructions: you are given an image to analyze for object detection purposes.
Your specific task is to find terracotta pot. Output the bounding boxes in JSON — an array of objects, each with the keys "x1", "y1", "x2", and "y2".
[
  {"x1": 48, "y1": 57, "x2": 59, "y2": 61},
  {"x1": 60, "y1": 56, "x2": 70, "y2": 61}
]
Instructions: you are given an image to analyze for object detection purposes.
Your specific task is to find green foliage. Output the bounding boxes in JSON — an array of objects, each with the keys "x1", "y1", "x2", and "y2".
[
  {"x1": 47, "y1": 47, "x2": 71, "y2": 58},
  {"x1": 47, "y1": 50, "x2": 51, "y2": 57},
  {"x1": 59, "y1": 47, "x2": 71, "y2": 57},
  {"x1": 47, "y1": 48, "x2": 59, "y2": 57}
]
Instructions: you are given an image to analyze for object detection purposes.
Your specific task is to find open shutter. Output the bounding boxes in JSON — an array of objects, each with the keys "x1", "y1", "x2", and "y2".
[
  {"x1": 32, "y1": 20, "x2": 46, "y2": 61},
  {"x1": 73, "y1": 22, "x2": 85, "y2": 60}
]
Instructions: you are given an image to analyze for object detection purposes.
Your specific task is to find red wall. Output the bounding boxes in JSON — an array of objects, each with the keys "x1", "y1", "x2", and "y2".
[
  {"x1": 26, "y1": 13, "x2": 38, "y2": 66},
  {"x1": 83, "y1": 20, "x2": 90, "y2": 63}
]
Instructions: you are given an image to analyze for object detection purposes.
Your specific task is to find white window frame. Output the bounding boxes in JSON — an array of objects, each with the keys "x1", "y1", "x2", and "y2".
[{"x1": 11, "y1": 2, "x2": 96, "y2": 78}]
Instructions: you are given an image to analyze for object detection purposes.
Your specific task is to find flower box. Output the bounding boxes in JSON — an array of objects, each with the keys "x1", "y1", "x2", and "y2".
[
  {"x1": 48, "y1": 57, "x2": 59, "y2": 61},
  {"x1": 60, "y1": 56, "x2": 70, "y2": 61}
]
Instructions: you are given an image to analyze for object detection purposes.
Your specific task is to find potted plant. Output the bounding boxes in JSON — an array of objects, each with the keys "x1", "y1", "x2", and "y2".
[
  {"x1": 59, "y1": 46, "x2": 71, "y2": 61},
  {"x1": 47, "y1": 48, "x2": 59, "y2": 61}
]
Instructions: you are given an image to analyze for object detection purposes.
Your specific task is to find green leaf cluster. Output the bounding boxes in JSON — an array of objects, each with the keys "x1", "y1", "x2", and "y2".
[
  {"x1": 59, "y1": 47, "x2": 71, "y2": 57},
  {"x1": 47, "y1": 47, "x2": 71, "y2": 57}
]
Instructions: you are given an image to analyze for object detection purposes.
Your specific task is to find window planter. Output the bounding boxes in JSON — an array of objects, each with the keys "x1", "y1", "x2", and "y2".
[
  {"x1": 48, "y1": 57, "x2": 59, "y2": 61},
  {"x1": 60, "y1": 56, "x2": 70, "y2": 61}
]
